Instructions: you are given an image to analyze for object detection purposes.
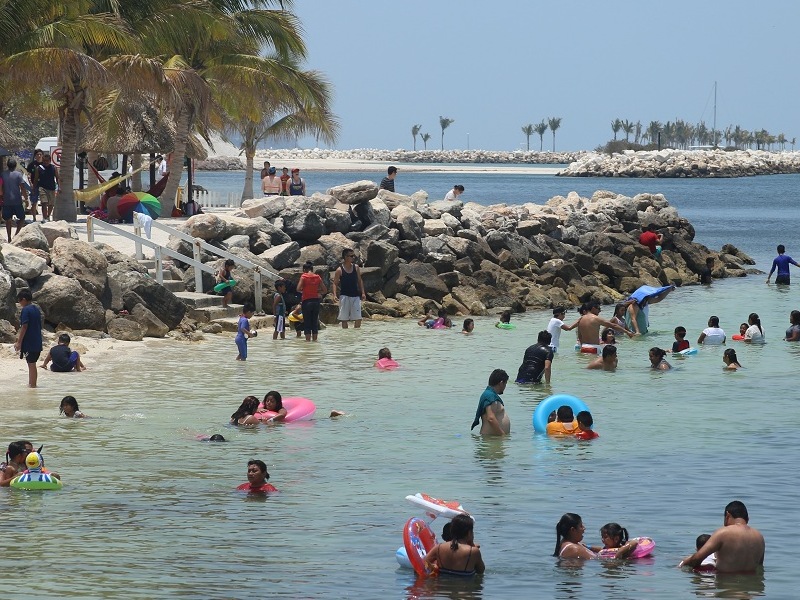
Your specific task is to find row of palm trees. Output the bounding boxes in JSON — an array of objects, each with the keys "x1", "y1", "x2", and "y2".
[
  {"x1": 611, "y1": 119, "x2": 795, "y2": 151},
  {"x1": 411, "y1": 117, "x2": 456, "y2": 151},
  {"x1": 521, "y1": 118, "x2": 563, "y2": 152},
  {"x1": 0, "y1": 0, "x2": 338, "y2": 221}
]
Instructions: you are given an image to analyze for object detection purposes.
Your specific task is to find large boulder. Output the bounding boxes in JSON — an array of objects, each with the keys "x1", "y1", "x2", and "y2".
[
  {"x1": 282, "y1": 208, "x2": 325, "y2": 241},
  {"x1": 92, "y1": 243, "x2": 148, "y2": 274},
  {"x1": 183, "y1": 214, "x2": 227, "y2": 240},
  {"x1": 217, "y1": 215, "x2": 260, "y2": 237},
  {"x1": 241, "y1": 196, "x2": 286, "y2": 219},
  {"x1": 259, "y1": 242, "x2": 301, "y2": 270},
  {"x1": 364, "y1": 240, "x2": 399, "y2": 276},
  {"x1": 376, "y1": 189, "x2": 418, "y2": 210},
  {"x1": 384, "y1": 261, "x2": 449, "y2": 302},
  {"x1": 326, "y1": 180, "x2": 379, "y2": 205},
  {"x1": 253, "y1": 218, "x2": 292, "y2": 246},
  {"x1": 40, "y1": 220, "x2": 78, "y2": 247},
  {"x1": 31, "y1": 273, "x2": 106, "y2": 330},
  {"x1": 593, "y1": 251, "x2": 638, "y2": 283},
  {"x1": 111, "y1": 270, "x2": 186, "y2": 329},
  {"x1": 223, "y1": 234, "x2": 251, "y2": 250},
  {"x1": 0, "y1": 244, "x2": 48, "y2": 280},
  {"x1": 368, "y1": 198, "x2": 392, "y2": 228},
  {"x1": 107, "y1": 318, "x2": 145, "y2": 341},
  {"x1": 10, "y1": 222, "x2": 49, "y2": 252},
  {"x1": 129, "y1": 303, "x2": 170, "y2": 338},
  {"x1": 323, "y1": 207, "x2": 352, "y2": 234},
  {"x1": 51, "y1": 238, "x2": 109, "y2": 301},
  {"x1": 0, "y1": 268, "x2": 17, "y2": 324},
  {"x1": 391, "y1": 205, "x2": 424, "y2": 241}
]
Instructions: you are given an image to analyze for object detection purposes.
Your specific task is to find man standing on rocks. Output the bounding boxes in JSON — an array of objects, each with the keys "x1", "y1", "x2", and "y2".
[
  {"x1": 577, "y1": 301, "x2": 636, "y2": 345},
  {"x1": 2, "y1": 159, "x2": 30, "y2": 242},
  {"x1": 332, "y1": 249, "x2": 366, "y2": 329},
  {"x1": 379, "y1": 166, "x2": 397, "y2": 192}
]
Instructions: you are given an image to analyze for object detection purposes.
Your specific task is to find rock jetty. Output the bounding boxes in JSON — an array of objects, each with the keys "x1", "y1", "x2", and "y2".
[{"x1": 559, "y1": 149, "x2": 800, "y2": 178}]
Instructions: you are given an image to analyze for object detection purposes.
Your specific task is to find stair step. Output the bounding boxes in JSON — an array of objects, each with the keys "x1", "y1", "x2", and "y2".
[
  {"x1": 173, "y1": 291, "x2": 230, "y2": 308},
  {"x1": 148, "y1": 269, "x2": 175, "y2": 281},
  {"x1": 190, "y1": 305, "x2": 245, "y2": 321},
  {"x1": 162, "y1": 280, "x2": 185, "y2": 292},
  {"x1": 211, "y1": 314, "x2": 275, "y2": 332}
]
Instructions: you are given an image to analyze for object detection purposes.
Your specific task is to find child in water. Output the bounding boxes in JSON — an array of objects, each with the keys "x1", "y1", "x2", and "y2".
[
  {"x1": 575, "y1": 410, "x2": 599, "y2": 439},
  {"x1": 375, "y1": 347, "x2": 399, "y2": 369},
  {"x1": 693, "y1": 533, "x2": 717, "y2": 569},
  {"x1": 722, "y1": 348, "x2": 743, "y2": 370},
  {"x1": 672, "y1": 326, "x2": 690, "y2": 352},
  {"x1": 288, "y1": 304, "x2": 304, "y2": 338},
  {"x1": 59, "y1": 395, "x2": 86, "y2": 418},
  {"x1": 649, "y1": 347, "x2": 671, "y2": 370},
  {"x1": 235, "y1": 303, "x2": 256, "y2": 361},
  {"x1": 495, "y1": 310, "x2": 512, "y2": 328},
  {"x1": 592, "y1": 522, "x2": 640, "y2": 558},
  {"x1": 546, "y1": 405, "x2": 579, "y2": 435},
  {"x1": 462, "y1": 318, "x2": 474, "y2": 334}
]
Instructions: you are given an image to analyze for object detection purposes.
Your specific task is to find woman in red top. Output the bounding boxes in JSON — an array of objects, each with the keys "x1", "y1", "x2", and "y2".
[
  {"x1": 237, "y1": 459, "x2": 277, "y2": 494},
  {"x1": 296, "y1": 261, "x2": 327, "y2": 342}
]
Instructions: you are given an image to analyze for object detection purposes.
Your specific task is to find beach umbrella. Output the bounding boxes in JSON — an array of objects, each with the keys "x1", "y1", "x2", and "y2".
[
  {"x1": 133, "y1": 192, "x2": 161, "y2": 218},
  {"x1": 118, "y1": 192, "x2": 160, "y2": 219},
  {"x1": 117, "y1": 192, "x2": 142, "y2": 216}
]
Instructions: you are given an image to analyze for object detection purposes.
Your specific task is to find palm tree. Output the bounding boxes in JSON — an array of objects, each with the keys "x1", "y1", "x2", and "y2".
[
  {"x1": 534, "y1": 120, "x2": 548, "y2": 151},
  {"x1": 521, "y1": 123, "x2": 534, "y2": 151},
  {"x1": 439, "y1": 116, "x2": 454, "y2": 151},
  {"x1": 621, "y1": 119, "x2": 634, "y2": 142},
  {"x1": 548, "y1": 117, "x2": 561, "y2": 152},
  {"x1": 421, "y1": 132, "x2": 431, "y2": 150},
  {"x1": 411, "y1": 124, "x2": 422, "y2": 150},
  {"x1": 634, "y1": 120, "x2": 642, "y2": 145},
  {"x1": 611, "y1": 119, "x2": 622, "y2": 141},
  {"x1": 777, "y1": 133, "x2": 787, "y2": 151},
  {"x1": 791, "y1": 137, "x2": 796, "y2": 152},
  {"x1": 645, "y1": 121, "x2": 662, "y2": 146}
]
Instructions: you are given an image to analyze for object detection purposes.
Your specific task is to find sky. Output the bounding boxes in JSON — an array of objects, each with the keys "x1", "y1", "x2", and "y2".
[{"x1": 288, "y1": 0, "x2": 800, "y2": 152}]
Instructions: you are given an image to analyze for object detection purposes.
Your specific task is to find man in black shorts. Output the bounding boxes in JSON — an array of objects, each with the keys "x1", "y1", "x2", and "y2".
[
  {"x1": 14, "y1": 290, "x2": 43, "y2": 388},
  {"x1": 2, "y1": 158, "x2": 30, "y2": 242}
]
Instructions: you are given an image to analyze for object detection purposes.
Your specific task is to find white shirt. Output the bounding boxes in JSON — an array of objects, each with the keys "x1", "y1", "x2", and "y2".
[
  {"x1": 547, "y1": 317, "x2": 564, "y2": 351},
  {"x1": 158, "y1": 160, "x2": 168, "y2": 177},
  {"x1": 444, "y1": 190, "x2": 458, "y2": 201},
  {"x1": 701, "y1": 327, "x2": 726, "y2": 344},
  {"x1": 744, "y1": 324, "x2": 765, "y2": 343}
]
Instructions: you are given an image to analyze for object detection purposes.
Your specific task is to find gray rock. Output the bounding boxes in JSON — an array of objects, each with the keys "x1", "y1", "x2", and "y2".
[
  {"x1": 108, "y1": 318, "x2": 145, "y2": 341},
  {"x1": 429, "y1": 199, "x2": 463, "y2": 218},
  {"x1": 218, "y1": 215, "x2": 260, "y2": 238},
  {"x1": 183, "y1": 214, "x2": 227, "y2": 240},
  {"x1": 51, "y1": 238, "x2": 109, "y2": 300},
  {"x1": 0, "y1": 268, "x2": 17, "y2": 324},
  {"x1": 260, "y1": 242, "x2": 301, "y2": 270},
  {"x1": 485, "y1": 230, "x2": 530, "y2": 266},
  {"x1": 32, "y1": 273, "x2": 106, "y2": 330},
  {"x1": 364, "y1": 240, "x2": 399, "y2": 276},
  {"x1": 129, "y1": 303, "x2": 170, "y2": 338},
  {"x1": 323, "y1": 207, "x2": 352, "y2": 234},
  {"x1": 593, "y1": 251, "x2": 638, "y2": 283},
  {"x1": 224, "y1": 234, "x2": 251, "y2": 250},
  {"x1": 384, "y1": 261, "x2": 449, "y2": 302},
  {"x1": 440, "y1": 212, "x2": 461, "y2": 232},
  {"x1": 368, "y1": 198, "x2": 392, "y2": 228},
  {"x1": 0, "y1": 318, "x2": 15, "y2": 342},
  {"x1": 241, "y1": 197, "x2": 286, "y2": 219},
  {"x1": 109, "y1": 270, "x2": 186, "y2": 329},
  {"x1": 326, "y1": 180, "x2": 379, "y2": 205},
  {"x1": 253, "y1": 218, "x2": 292, "y2": 246},
  {"x1": 248, "y1": 231, "x2": 273, "y2": 254},
  {"x1": 181, "y1": 266, "x2": 215, "y2": 294},
  {"x1": 40, "y1": 220, "x2": 78, "y2": 247},
  {"x1": 0, "y1": 244, "x2": 48, "y2": 280},
  {"x1": 10, "y1": 222, "x2": 50, "y2": 252},
  {"x1": 423, "y1": 219, "x2": 449, "y2": 237},
  {"x1": 376, "y1": 189, "x2": 418, "y2": 210},
  {"x1": 91, "y1": 243, "x2": 148, "y2": 273},
  {"x1": 391, "y1": 205, "x2": 424, "y2": 241},
  {"x1": 282, "y1": 208, "x2": 325, "y2": 241}
]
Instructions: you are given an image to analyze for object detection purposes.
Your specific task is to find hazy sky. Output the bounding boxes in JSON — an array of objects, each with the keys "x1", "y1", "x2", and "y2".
[{"x1": 290, "y1": 0, "x2": 800, "y2": 152}]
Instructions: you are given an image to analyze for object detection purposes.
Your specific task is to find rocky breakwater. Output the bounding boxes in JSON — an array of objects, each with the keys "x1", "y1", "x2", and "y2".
[
  {"x1": 196, "y1": 148, "x2": 585, "y2": 170},
  {"x1": 165, "y1": 181, "x2": 754, "y2": 322},
  {"x1": 0, "y1": 221, "x2": 193, "y2": 344},
  {"x1": 559, "y1": 148, "x2": 800, "y2": 178}
]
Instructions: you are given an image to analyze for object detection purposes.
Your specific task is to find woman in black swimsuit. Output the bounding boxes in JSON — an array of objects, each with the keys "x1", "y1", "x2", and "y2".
[{"x1": 423, "y1": 513, "x2": 485, "y2": 576}]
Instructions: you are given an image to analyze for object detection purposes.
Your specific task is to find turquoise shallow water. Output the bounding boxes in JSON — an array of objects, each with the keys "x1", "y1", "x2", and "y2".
[{"x1": 2, "y1": 275, "x2": 798, "y2": 598}]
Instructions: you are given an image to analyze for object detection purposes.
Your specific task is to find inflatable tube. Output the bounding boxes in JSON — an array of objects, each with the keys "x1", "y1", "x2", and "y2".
[
  {"x1": 376, "y1": 358, "x2": 400, "y2": 370},
  {"x1": 732, "y1": 334, "x2": 744, "y2": 341},
  {"x1": 598, "y1": 537, "x2": 655, "y2": 559},
  {"x1": 10, "y1": 470, "x2": 62, "y2": 491},
  {"x1": 577, "y1": 343, "x2": 601, "y2": 354},
  {"x1": 430, "y1": 318, "x2": 449, "y2": 330},
  {"x1": 533, "y1": 394, "x2": 589, "y2": 434},
  {"x1": 213, "y1": 279, "x2": 237, "y2": 293},
  {"x1": 495, "y1": 322, "x2": 515, "y2": 330},
  {"x1": 396, "y1": 546, "x2": 413, "y2": 569},
  {"x1": 678, "y1": 347, "x2": 698, "y2": 355},
  {"x1": 629, "y1": 285, "x2": 674, "y2": 305},
  {"x1": 405, "y1": 493, "x2": 469, "y2": 520},
  {"x1": 256, "y1": 396, "x2": 316, "y2": 423},
  {"x1": 403, "y1": 517, "x2": 437, "y2": 577}
]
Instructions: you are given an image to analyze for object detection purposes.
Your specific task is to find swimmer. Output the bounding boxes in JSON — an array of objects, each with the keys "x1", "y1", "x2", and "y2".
[
  {"x1": 575, "y1": 410, "x2": 599, "y2": 440},
  {"x1": 0, "y1": 441, "x2": 30, "y2": 486},
  {"x1": 546, "y1": 405, "x2": 578, "y2": 435},
  {"x1": 237, "y1": 459, "x2": 278, "y2": 494},
  {"x1": 554, "y1": 513, "x2": 596, "y2": 559},
  {"x1": 230, "y1": 395, "x2": 260, "y2": 426},
  {"x1": 59, "y1": 395, "x2": 86, "y2": 418},
  {"x1": 694, "y1": 534, "x2": 717, "y2": 569},
  {"x1": 722, "y1": 348, "x2": 743, "y2": 371},
  {"x1": 471, "y1": 369, "x2": 510, "y2": 436},
  {"x1": 591, "y1": 522, "x2": 639, "y2": 558},
  {"x1": 423, "y1": 513, "x2": 485, "y2": 576},
  {"x1": 258, "y1": 391, "x2": 287, "y2": 423},
  {"x1": 649, "y1": 347, "x2": 671, "y2": 370},
  {"x1": 743, "y1": 312, "x2": 765, "y2": 344},
  {"x1": 600, "y1": 328, "x2": 616, "y2": 345},
  {"x1": 785, "y1": 310, "x2": 800, "y2": 341},
  {"x1": 698, "y1": 316, "x2": 726, "y2": 345},
  {"x1": 197, "y1": 434, "x2": 227, "y2": 442},
  {"x1": 738, "y1": 323, "x2": 748, "y2": 338},
  {"x1": 462, "y1": 318, "x2": 474, "y2": 334},
  {"x1": 496, "y1": 310, "x2": 511, "y2": 327},
  {"x1": 672, "y1": 326, "x2": 690, "y2": 352},
  {"x1": 587, "y1": 344, "x2": 617, "y2": 371},
  {"x1": 609, "y1": 301, "x2": 632, "y2": 333}
]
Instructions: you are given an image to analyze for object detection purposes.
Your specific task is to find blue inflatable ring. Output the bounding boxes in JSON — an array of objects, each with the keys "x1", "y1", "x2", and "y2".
[{"x1": 532, "y1": 394, "x2": 589, "y2": 433}]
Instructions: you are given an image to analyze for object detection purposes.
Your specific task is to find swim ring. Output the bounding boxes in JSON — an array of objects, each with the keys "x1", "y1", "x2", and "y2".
[
  {"x1": 405, "y1": 493, "x2": 470, "y2": 520},
  {"x1": 256, "y1": 396, "x2": 316, "y2": 422},
  {"x1": 10, "y1": 452, "x2": 62, "y2": 491},
  {"x1": 430, "y1": 318, "x2": 448, "y2": 329},
  {"x1": 403, "y1": 517, "x2": 437, "y2": 577},
  {"x1": 598, "y1": 537, "x2": 656, "y2": 559},
  {"x1": 495, "y1": 322, "x2": 515, "y2": 330},
  {"x1": 213, "y1": 279, "x2": 237, "y2": 293},
  {"x1": 396, "y1": 546, "x2": 414, "y2": 569},
  {"x1": 376, "y1": 358, "x2": 400, "y2": 370},
  {"x1": 678, "y1": 347, "x2": 698, "y2": 355},
  {"x1": 532, "y1": 394, "x2": 589, "y2": 434},
  {"x1": 576, "y1": 343, "x2": 602, "y2": 354},
  {"x1": 732, "y1": 334, "x2": 744, "y2": 341}
]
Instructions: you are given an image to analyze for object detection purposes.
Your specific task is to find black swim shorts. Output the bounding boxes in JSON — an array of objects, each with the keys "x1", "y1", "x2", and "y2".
[
  {"x1": 22, "y1": 351, "x2": 41, "y2": 364},
  {"x1": 776, "y1": 275, "x2": 790, "y2": 285},
  {"x1": 2, "y1": 205, "x2": 25, "y2": 221}
]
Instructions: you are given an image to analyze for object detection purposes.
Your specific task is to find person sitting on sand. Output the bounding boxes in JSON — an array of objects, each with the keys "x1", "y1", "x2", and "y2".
[
  {"x1": 230, "y1": 396, "x2": 260, "y2": 426},
  {"x1": 237, "y1": 459, "x2": 278, "y2": 494},
  {"x1": 575, "y1": 411, "x2": 599, "y2": 440},
  {"x1": 587, "y1": 344, "x2": 617, "y2": 371},
  {"x1": 59, "y1": 395, "x2": 86, "y2": 418},
  {"x1": 680, "y1": 500, "x2": 764, "y2": 574},
  {"x1": 257, "y1": 391, "x2": 287, "y2": 423},
  {"x1": 649, "y1": 347, "x2": 671, "y2": 370},
  {"x1": 462, "y1": 318, "x2": 474, "y2": 334},
  {"x1": 41, "y1": 333, "x2": 86, "y2": 372},
  {"x1": 723, "y1": 348, "x2": 743, "y2": 371},
  {"x1": 423, "y1": 513, "x2": 485, "y2": 576},
  {"x1": 471, "y1": 369, "x2": 510, "y2": 436},
  {"x1": 546, "y1": 405, "x2": 579, "y2": 435}
]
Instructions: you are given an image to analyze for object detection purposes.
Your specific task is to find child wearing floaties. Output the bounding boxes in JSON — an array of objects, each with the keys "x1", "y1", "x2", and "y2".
[
  {"x1": 288, "y1": 304, "x2": 304, "y2": 337},
  {"x1": 672, "y1": 326, "x2": 690, "y2": 352}
]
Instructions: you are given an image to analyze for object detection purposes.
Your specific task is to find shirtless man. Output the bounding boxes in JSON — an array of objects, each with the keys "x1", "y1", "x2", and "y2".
[
  {"x1": 470, "y1": 369, "x2": 510, "y2": 436},
  {"x1": 587, "y1": 344, "x2": 618, "y2": 371},
  {"x1": 577, "y1": 301, "x2": 635, "y2": 345},
  {"x1": 680, "y1": 500, "x2": 765, "y2": 573}
]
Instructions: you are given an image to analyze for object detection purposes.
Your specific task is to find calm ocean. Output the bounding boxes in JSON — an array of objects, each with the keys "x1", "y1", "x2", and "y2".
[{"x1": 2, "y1": 167, "x2": 798, "y2": 598}]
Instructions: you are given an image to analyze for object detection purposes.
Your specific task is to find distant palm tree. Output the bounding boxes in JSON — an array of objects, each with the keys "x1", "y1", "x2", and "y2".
[
  {"x1": 792, "y1": 137, "x2": 796, "y2": 151},
  {"x1": 621, "y1": 120, "x2": 634, "y2": 142},
  {"x1": 421, "y1": 132, "x2": 431, "y2": 150},
  {"x1": 777, "y1": 133, "x2": 787, "y2": 151},
  {"x1": 534, "y1": 120, "x2": 548, "y2": 151},
  {"x1": 521, "y1": 123, "x2": 535, "y2": 151},
  {"x1": 439, "y1": 116, "x2": 455, "y2": 150},
  {"x1": 646, "y1": 121, "x2": 662, "y2": 146},
  {"x1": 611, "y1": 119, "x2": 622, "y2": 141},
  {"x1": 548, "y1": 117, "x2": 562, "y2": 151},
  {"x1": 634, "y1": 120, "x2": 642, "y2": 145},
  {"x1": 411, "y1": 124, "x2": 422, "y2": 150}
]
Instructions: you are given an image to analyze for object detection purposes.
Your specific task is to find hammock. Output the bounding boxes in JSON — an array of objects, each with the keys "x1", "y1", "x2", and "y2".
[{"x1": 74, "y1": 158, "x2": 158, "y2": 203}]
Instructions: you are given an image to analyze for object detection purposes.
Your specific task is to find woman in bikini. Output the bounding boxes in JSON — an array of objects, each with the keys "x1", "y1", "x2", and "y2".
[
  {"x1": 554, "y1": 513, "x2": 597, "y2": 559},
  {"x1": 424, "y1": 513, "x2": 485, "y2": 576}
]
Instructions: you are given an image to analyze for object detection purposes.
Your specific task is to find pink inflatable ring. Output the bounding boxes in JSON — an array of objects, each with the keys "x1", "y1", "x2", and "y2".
[{"x1": 256, "y1": 397, "x2": 316, "y2": 423}]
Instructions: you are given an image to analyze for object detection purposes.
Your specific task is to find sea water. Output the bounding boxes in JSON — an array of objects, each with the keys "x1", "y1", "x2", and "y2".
[
  {"x1": 2, "y1": 275, "x2": 798, "y2": 598},
  {"x1": 3, "y1": 170, "x2": 799, "y2": 598}
]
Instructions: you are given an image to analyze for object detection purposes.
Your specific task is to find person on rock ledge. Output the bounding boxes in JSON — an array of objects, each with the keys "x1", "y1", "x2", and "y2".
[
  {"x1": 638, "y1": 223, "x2": 663, "y2": 259},
  {"x1": 379, "y1": 166, "x2": 397, "y2": 192}
]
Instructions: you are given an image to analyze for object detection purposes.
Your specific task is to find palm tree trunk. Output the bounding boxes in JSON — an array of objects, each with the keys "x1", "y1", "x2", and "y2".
[
  {"x1": 161, "y1": 109, "x2": 191, "y2": 217},
  {"x1": 54, "y1": 106, "x2": 79, "y2": 222},
  {"x1": 241, "y1": 138, "x2": 256, "y2": 202},
  {"x1": 441, "y1": 131, "x2": 444, "y2": 151},
  {"x1": 552, "y1": 132, "x2": 556, "y2": 152},
  {"x1": 131, "y1": 154, "x2": 142, "y2": 192},
  {"x1": 87, "y1": 151, "x2": 98, "y2": 186}
]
